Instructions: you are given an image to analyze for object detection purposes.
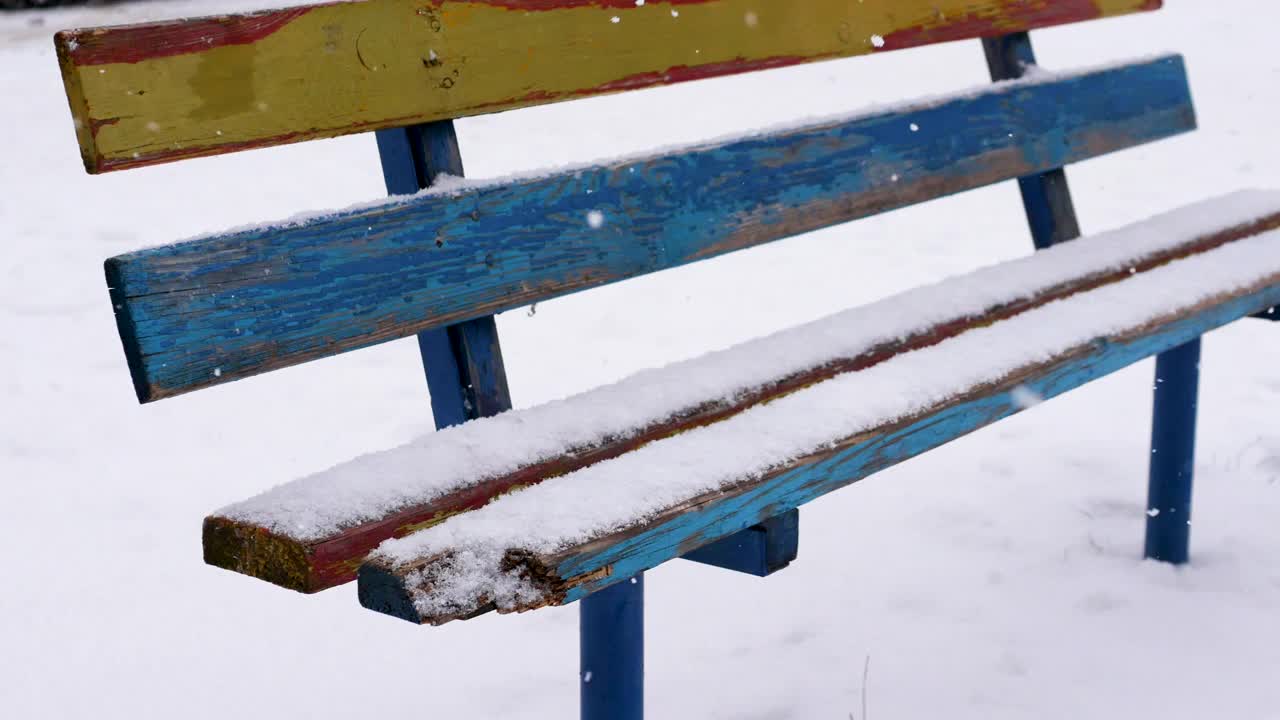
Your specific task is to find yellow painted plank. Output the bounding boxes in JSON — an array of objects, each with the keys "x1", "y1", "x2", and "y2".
[{"x1": 54, "y1": 0, "x2": 1161, "y2": 173}]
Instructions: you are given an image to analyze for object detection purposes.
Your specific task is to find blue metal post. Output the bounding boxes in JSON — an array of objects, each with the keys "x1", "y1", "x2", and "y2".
[
  {"x1": 982, "y1": 32, "x2": 1082, "y2": 250},
  {"x1": 378, "y1": 122, "x2": 642, "y2": 719},
  {"x1": 581, "y1": 574, "x2": 644, "y2": 720},
  {"x1": 682, "y1": 509, "x2": 800, "y2": 577},
  {"x1": 374, "y1": 123, "x2": 513, "y2": 427},
  {"x1": 986, "y1": 34, "x2": 1203, "y2": 563},
  {"x1": 1144, "y1": 338, "x2": 1201, "y2": 564}
]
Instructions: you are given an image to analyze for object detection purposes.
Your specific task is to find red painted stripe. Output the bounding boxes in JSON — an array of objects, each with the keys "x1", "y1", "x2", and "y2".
[
  {"x1": 93, "y1": 132, "x2": 311, "y2": 172},
  {"x1": 469, "y1": 54, "x2": 828, "y2": 114},
  {"x1": 592, "y1": 54, "x2": 827, "y2": 92},
  {"x1": 60, "y1": 0, "x2": 722, "y2": 69},
  {"x1": 455, "y1": 0, "x2": 716, "y2": 9},
  {"x1": 881, "y1": 0, "x2": 1163, "y2": 51},
  {"x1": 60, "y1": 6, "x2": 314, "y2": 66}
]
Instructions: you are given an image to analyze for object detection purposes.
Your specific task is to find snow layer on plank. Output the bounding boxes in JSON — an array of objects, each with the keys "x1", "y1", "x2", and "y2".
[
  {"x1": 216, "y1": 190, "x2": 1280, "y2": 543},
  {"x1": 376, "y1": 226, "x2": 1280, "y2": 618},
  {"x1": 149, "y1": 54, "x2": 1178, "y2": 250}
]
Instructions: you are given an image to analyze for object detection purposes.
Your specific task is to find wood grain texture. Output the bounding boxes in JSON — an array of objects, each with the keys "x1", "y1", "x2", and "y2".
[
  {"x1": 54, "y1": 0, "x2": 1161, "y2": 173},
  {"x1": 203, "y1": 208, "x2": 1280, "y2": 593},
  {"x1": 358, "y1": 272, "x2": 1280, "y2": 624},
  {"x1": 107, "y1": 57, "x2": 1195, "y2": 403}
]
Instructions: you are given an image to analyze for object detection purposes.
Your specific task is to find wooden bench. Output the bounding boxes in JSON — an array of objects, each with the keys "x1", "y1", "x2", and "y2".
[{"x1": 55, "y1": 1, "x2": 1278, "y2": 717}]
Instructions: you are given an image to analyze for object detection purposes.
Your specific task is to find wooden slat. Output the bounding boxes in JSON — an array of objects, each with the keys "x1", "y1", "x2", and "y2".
[
  {"x1": 55, "y1": 0, "x2": 1162, "y2": 173},
  {"x1": 203, "y1": 208, "x2": 1278, "y2": 594},
  {"x1": 357, "y1": 259, "x2": 1280, "y2": 624},
  {"x1": 109, "y1": 57, "x2": 1195, "y2": 403}
]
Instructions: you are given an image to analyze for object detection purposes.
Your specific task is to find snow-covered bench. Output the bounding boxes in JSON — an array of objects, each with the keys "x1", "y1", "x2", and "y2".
[
  {"x1": 219, "y1": 192, "x2": 1273, "y2": 625},
  {"x1": 55, "y1": 1, "x2": 1277, "y2": 717}
]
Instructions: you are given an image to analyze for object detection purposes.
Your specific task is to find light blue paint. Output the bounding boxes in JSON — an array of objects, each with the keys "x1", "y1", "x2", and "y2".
[{"x1": 554, "y1": 283, "x2": 1280, "y2": 602}]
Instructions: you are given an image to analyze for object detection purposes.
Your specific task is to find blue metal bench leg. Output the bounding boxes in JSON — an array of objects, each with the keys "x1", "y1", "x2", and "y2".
[
  {"x1": 682, "y1": 509, "x2": 800, "y2": 576},
  {"x1": 380, "y1": 121, "x2": 641, "y2": 719},
  {"x1": 1144, "y1": 338, "x2": 1201, "y2": 564},
  {"x1": 581, "y1": 574, "x2": 644, "y2": 720},
  {"x1": 985, "y1": 32, "x2": 1204, "y2": 565}
]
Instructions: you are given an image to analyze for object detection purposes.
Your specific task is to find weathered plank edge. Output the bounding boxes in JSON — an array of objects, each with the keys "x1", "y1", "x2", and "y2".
[
  {"x1": 111, "y1": 57, "x2": 1195, "y2": 403},
  {"x1": 203, "y1": 464, "x2": 543, "y2": 593},
  {"x1": 53, "y1": 34, "x2": 99, "y2": 175},
  {"x1": 104, "y1": 261, "x2": 151, "y2": 405},
  {"x1": 207, "y1": 211, "x2": 1280, "y2": 595},
  {"x1": 357, "y1": 275, "x2": 1280, "y2": 624}
]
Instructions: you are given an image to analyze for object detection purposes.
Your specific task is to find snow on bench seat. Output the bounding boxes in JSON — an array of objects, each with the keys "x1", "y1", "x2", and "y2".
[
  {"x1": 205, "y1": 191, "x2": 1280, "y2": 597},
  {"x1": 351, "y1": 192, "x2": 1280, "y2": 624}
]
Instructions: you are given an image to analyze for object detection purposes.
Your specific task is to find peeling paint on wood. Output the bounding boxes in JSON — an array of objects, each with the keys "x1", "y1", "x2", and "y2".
[
  {"x1": 357, "y1": 274, "x2": 1280, "y2": 624},
  {"x1": 54, "y1": 0, "x2": 1161, "y2": 173},
  {"x1": 203, "y1": 469, "x2": 536, "y2": 592},
  {"x1": 106, "y1": 57, "x2": 1194, "y2": 403}
]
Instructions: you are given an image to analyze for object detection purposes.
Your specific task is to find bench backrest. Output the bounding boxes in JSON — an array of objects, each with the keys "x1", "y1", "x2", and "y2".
[
  {"x1": 57, "y1": 0, "x2": 1163, "y2": 173},
  {"x1": 56, "y1": 0, "x2": 1184, "y2": 403}
]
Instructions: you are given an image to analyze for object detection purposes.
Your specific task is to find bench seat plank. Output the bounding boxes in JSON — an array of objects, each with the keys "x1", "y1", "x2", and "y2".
[
  {"x1": 112, "y1": 57, "x2": 1194, "y2": 403},
  {"x1": 55, "y1": 0, "x2": 1162, "y2": 173},
  {"x1": 205, "y1": 191, "x2": 1280, "y2": 594},
  {"x1": 352, "y1": 194, "x2": 1280, "y2": 623}
]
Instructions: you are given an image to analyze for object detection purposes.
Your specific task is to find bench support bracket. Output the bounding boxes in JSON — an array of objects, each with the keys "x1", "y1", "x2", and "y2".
[
  {"x1": 682, "y1": 509, "x2": 800, "y2": 577},
  {"x1": 985, "y1": 32, "x2": 1203, "y2": 566}
]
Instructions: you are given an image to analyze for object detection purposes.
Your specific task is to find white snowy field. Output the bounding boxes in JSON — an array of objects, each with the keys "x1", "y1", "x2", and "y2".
[{"x1": 2, "y1": 1, "x2": 1279, "y2": 718}]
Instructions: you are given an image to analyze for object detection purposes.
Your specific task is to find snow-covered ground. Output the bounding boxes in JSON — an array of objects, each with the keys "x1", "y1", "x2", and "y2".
[{"x1": 2, "y1": 2, "x2": 1279, "y2": 718}]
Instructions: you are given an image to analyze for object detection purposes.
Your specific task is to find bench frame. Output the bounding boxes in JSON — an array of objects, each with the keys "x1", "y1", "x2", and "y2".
[
  {"x1": 985, "y1": 34, "x2": 1202, "y2": 564},
  {"x1": 60, "y1": 1, "x2": 1269, "y2": 715},
  {"x1": 373, "y1": 30, "x2": 1199, "y2": 720},
  {"x1": 372, "y1": 110, "x2": 809, "y2": 719}
]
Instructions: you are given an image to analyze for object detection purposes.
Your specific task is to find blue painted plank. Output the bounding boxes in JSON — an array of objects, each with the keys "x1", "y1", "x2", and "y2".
[
  {"x1": 681, "y1": 509, "x2": 799, "y2": 577},
  {"x1": 104, "y1": 57, "x2": 1196, "y2": 402},
  {"x1": 547, "y1": 283, "x2": 1280, "y2": 603},
  {"x1": 983, "y1": 32, "x2": 1084, "y2": 249},
  {"x1": 376, "y1": 122, "x2": 513, "y2": 427}
]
